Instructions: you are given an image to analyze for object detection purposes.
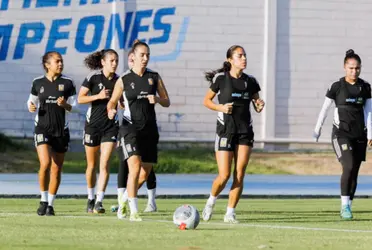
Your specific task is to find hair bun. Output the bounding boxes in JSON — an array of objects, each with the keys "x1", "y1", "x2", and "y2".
[
  {"x1": 133, "y1": 39, "x2": 140, "y2": 45},
  {"x1": 346, "y1": 49, "x2": 355, "y2": 56}
]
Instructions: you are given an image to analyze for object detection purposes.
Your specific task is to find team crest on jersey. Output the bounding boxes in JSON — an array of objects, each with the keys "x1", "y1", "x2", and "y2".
[
  {"x1": 148, "y1": 78, "x2": 154, "y2": 85},
  {"x1": 58, "y1": 84, "x2": 64, "y2": 91},
  {"x1": 98, "y1": 83, "x2": 103, "y2": 90},
  {"x1": 244, "y1": 81, "x2": 247, "y2": 88},
  {"x1": 130, "y1": 82, "x2": 135, "y2": 89},
  {"x1": 40, "y1": 86, "x2": 44, "y2": 94}
]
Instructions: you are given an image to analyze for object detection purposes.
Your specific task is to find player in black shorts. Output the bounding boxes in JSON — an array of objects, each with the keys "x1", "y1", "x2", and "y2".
[
  {"x1": 115, "y1": 49, "x2": 158, "y2": 219},
  {"x1": 201, "y1": 45, "x2": 265, "y2": 224},
  {"x1": 77, "y1": 49, "x2": 119, "y2": 213},
  {"x1": 27, "y1": 51, "x2": 77, "y2": 216},
  {"x1": 314, "y1": 49, "x2": 372, "y2": 220},
  {"x1": 107, "y1": 40, "x2": 170, "y2": 221}
]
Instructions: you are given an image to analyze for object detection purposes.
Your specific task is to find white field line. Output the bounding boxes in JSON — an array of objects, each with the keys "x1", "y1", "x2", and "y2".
[{"x1": 1, "y1": 212, "x2": 372, "y2": 233}]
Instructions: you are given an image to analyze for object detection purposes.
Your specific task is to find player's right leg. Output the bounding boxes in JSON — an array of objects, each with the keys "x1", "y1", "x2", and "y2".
[
  {"x1": 35, "y1": 137, "x2": 51, "y2": 216},
  {"x1": 83, "y1": 132, "x2": 100, "y2": 213},
  {"x1": 202, "y1": 134, "x2": 234, "y2": 221}
]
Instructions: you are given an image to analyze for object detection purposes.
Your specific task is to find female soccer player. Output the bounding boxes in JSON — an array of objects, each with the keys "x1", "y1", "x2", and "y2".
[
  {"x1": 314, "y1": 49, "x2": 372, "y2": 220},
  {"x1": 201, "y1": 45, "x2": 265, "y2": 223},
  {"x1": 115, "y1": 49, "x2": 158, "y2": 219},
  {"x1": 77, "y1": 49, "x2": 119, "y2": 213},
  {"x1": 107, "y1": 40, "x2": 170, "y2": 221},
  {"x1": 27, "y1": 51, "x2": 76, "y2": 216}
]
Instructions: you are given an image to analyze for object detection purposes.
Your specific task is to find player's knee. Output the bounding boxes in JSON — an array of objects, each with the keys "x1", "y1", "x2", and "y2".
[
  {"x1": 218, "y1": 173, "x2": 230, "y2": 185},
  {"x1": 39, "y1": 162, "x2": 51, "y2": 172},
  {"x1": 50, "y1": 165, "x2": 61, "y2": 176},
  {"x1": 234, "y1": 171, "x2": 245, "y2": 183}
]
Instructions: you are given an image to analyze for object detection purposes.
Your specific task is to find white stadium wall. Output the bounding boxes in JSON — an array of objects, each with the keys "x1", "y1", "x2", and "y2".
[{"x1": 0, "y1": 0, "x2": 371, "y2": 146}]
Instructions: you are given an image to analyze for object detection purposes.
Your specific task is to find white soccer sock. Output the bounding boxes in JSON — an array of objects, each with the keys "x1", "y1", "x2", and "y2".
[
  {"x1": 48, "y1": 193, "x2": 55, "y2": 207},
  {"x1": 207, "y1": 194, "x2": 217, "y2": 205},
  {"x1": 147, "y1": 188, "x2": 156, "y2": 205},
  {"x1": 96, "y1": 191, "x2": 105, "y2": 203},
  {"x1": 40, "y1": 191, "x2": 48, "y2": 202},
  {"x1": 121, "y1": 190, "x2": 129, "y2": 203},
  {"x1": 87, "y1": 187, "x2": 95, "y2": 200},
  {"x1": 128, "y1": 197, "x2": 138, "y2": 214},
  {"x1": 226, "y1": 207, "x2": 235, "y2": 215},
  {"x1": 341, "y1": 196, "x2": 350, "y2": 206},
  {"x1": 117, "y1": 188, "x2": 126, "y2": 204}
]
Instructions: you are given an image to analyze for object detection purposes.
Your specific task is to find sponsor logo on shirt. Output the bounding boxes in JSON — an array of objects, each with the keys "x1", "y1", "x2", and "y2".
[
  {"x1": 45, "y1": 96, "x2": 58, "y2": 104},
  {"x1": 346, "y1": 97, "x2": 364, "y2": 104},
  {"x1": 137, "y1": 91, "x2": 149, "y2": 99},
  {"x1": 231, "y1": 93, "x2": 242, "y2": 98}
]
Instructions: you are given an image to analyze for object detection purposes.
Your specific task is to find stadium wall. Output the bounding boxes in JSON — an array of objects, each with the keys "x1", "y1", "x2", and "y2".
[{"x1": 0, "y1": 0, "x2": 371, "y2": 147}]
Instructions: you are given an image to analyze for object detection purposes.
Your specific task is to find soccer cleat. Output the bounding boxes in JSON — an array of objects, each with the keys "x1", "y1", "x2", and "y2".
[
  {"x1": 340, "y1": 205, "x2": 353, "y2": 220},
  {"x1": 93, "y1": 202, "x2": 106, "y2": 214},
  {"x1": 86, "y1": 199, "x2": 95, "y2": 213},
  {"x1": 143, "y1": 203, "x2": 157, "y2": 213},
  {"x1": 224, "y1": 213, "x2": 239, "y2": 224},
  {"x1": 202, "y1": 203, "x2": 214, "y2": 221},
  {"x1": 37, "y1": 201, "x2": 48, "y2": 216},
  {"x1": 117, "y1": 202, "x2": 128, "y2": 219},
  {"x1": 45, "y1": 206, "x2": 55, "y2": 216},
  {"x1": 111, "y1": 205, "x2": 119, "y2": 213},
  {"x1": 129, "y1": 212, "x2": 143, "y2": 222}
]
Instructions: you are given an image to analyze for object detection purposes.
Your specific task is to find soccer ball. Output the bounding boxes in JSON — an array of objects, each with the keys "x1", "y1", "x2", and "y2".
[{"x1": 173, "y1": 204, "x2": 200, "y2": 230}]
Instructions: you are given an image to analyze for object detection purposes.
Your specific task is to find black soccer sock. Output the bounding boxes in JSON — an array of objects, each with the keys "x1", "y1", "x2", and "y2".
[
  {"x1": 146, "y1": 168, "x2": 157, "y2": 190},
  {"x1": 118, "y1": 160, "x2": 129, "y2": 189}
]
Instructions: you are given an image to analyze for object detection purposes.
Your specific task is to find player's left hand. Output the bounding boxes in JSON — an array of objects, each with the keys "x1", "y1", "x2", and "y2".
[
  {"x1": 147, "y1": 95, "x2": 159, "y2": 104},
  {"x1": 253, "y1": 98, "x2": 265, "y2": 112},
  {"x1": 368, "y1": 140, "x2": 372, "y2": 147},
  {"x1": 108, "y1": 109, "x2": 117, "y2": 120},
  {"x1": 57, "y1": 96, "x2": 66, "y2": 107}
]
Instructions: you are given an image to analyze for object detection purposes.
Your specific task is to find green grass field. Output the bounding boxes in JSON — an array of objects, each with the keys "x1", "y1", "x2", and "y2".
[{"x1": 1, "y1": 199, "x2": 372, "y2": 250}]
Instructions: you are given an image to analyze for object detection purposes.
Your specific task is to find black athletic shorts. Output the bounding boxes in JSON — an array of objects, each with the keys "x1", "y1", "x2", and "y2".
[
  {"x1": 83, "y1": 125, "x2": 118, "y2": 147},
  {"x1": 331, "y1": 133, "x2": 367, "y2": 162},
  {"x1": 34, "y1": 128, "x2": 70, "y2": 153},
  {"x1": 215, "y1": 129, "x2": 254, "y2": 151},
  {"x1": 118, "y1": 125, "x2": 159, "y2": 164}
]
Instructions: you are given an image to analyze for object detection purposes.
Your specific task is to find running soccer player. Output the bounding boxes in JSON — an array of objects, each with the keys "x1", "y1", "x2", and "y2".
[
  {"x1": 115, "y1": 49, "x2": 158, "y2": 219},
  {"x1": 107, "y1": 40, "x2": 170, "y2": 221},
  {"x1": 201, "y1": 45, "x2": 265, "y2": 223},
  {"x1": 27, "y1": 51, "x2": 77, "y2": 216},
  {"x1": 77, "y1": 49, "x2": 119, "y2": 213}
]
